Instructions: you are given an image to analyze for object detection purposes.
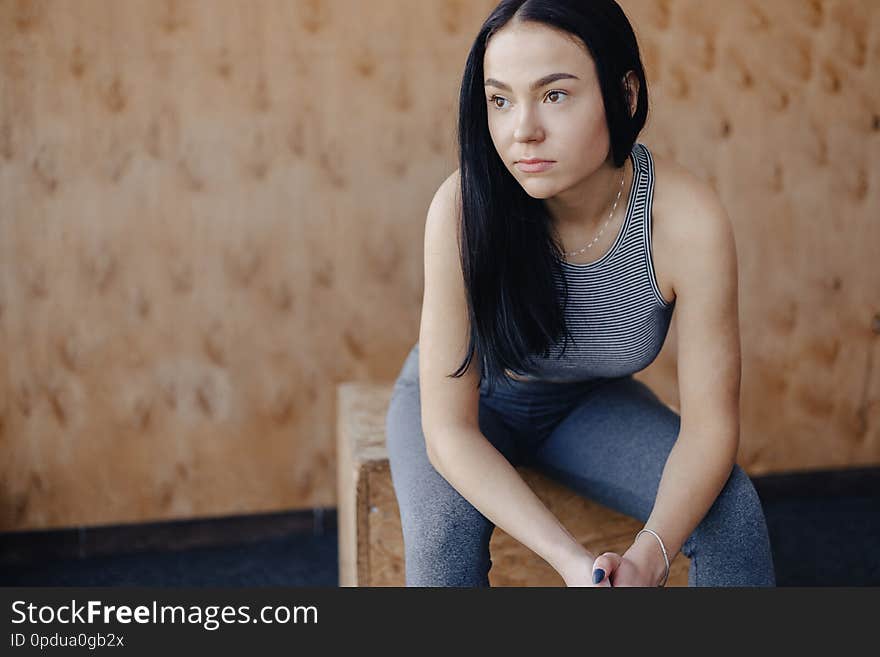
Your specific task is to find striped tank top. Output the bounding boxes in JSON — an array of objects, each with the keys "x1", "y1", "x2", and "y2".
[{"x1": 508, "y1": 141, "x2": 676, "y2": 383}]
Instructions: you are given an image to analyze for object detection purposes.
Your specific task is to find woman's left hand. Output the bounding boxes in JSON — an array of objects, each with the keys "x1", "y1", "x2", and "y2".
[{"x1": 591, "y1": 551, "x2": 657, "y2": 587}]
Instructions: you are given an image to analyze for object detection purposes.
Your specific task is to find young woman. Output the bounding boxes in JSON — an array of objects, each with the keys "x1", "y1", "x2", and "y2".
[{"x1": 385, "y1": 0, "x2": 776, "y2": 587}]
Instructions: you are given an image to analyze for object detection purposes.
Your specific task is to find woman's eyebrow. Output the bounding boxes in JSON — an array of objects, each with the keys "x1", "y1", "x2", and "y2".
[{"x1": 484, "y1": 72, "x2": 579, "y2": 91}]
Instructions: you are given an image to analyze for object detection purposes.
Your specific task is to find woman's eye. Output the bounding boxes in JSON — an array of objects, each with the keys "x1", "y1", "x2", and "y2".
[
  {"x1": 488, "y1": 95, "x2": 509, "y2": 110},
  {"x1": 487, "y1": 91, "x2": 566, "y2": 110}
]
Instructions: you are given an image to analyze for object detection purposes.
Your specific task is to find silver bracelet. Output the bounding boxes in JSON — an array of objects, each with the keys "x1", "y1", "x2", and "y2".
[{"x1": 636, "y1": 528, "x2": 670, "y2": 587}]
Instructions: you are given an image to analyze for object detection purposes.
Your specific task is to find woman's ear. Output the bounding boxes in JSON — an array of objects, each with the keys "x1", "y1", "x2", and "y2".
[{"x1": 623, "y1": 71, "x2": 639, "y2": 118}]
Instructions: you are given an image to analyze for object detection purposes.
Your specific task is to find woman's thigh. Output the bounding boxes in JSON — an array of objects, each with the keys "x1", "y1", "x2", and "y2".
[
  {"x1": 526, "y1": 375, "x2": 683, "y2": 528},
  {"x1": 528, "y1": 375, "x2": 776, "y2": 585}
]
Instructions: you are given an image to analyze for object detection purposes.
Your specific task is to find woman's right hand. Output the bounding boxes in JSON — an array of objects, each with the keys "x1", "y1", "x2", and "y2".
[{"x1": 562, "y1": 554, "x2": 612, "y2": 587}]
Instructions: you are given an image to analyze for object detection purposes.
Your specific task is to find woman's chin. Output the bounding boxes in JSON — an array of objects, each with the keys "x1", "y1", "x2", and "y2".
[{"x1": 519, "y1": 180, "x2": 558, "y2": 199}]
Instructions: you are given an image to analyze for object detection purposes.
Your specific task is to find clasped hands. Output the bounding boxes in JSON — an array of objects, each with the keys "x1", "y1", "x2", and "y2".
[{"x1": 565, "y1": 541, "x2": 665, "y2": 587}]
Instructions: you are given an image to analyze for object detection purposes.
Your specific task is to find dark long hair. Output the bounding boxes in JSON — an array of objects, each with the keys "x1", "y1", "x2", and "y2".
[{"x1": 451, "y1": 0, "x2": 649, "y2": 394}]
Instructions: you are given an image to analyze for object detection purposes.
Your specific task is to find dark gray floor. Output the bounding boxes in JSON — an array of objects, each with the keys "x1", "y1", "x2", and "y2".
[
  {"x1": 1, "y1": 530, "x2": 339, "y2": 587},
  {"x1": 2, "y1": 468, "x2": 878, "y2": 587}
]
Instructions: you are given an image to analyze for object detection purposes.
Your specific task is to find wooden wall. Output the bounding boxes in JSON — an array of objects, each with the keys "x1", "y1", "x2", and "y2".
[{"x1": 0, "y1": 0, "x2": 877, "y2": 532}]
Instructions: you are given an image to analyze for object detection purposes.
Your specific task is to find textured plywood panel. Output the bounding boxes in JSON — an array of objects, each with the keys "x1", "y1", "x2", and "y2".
[
  {"x1": 1, "y1": 0, "x2": 878, "y2": 531},
  {"x1": 620, "y1": 0, "x2": 880, "y2": 473},
  {"x1": 0, "y1": 0, "x2": 499, "y2": 531}
]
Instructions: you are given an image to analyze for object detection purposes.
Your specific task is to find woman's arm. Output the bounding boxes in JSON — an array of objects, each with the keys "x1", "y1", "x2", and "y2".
[
  {"x1": 418, "y1": 171, "x2": 596, "y2": 586},
  {"x1": 622, "y1": 429, "x2": 738, "y2": 583},
  {"x1": 622, "y1": 171, "x2": 743, "y2": 582},
  {"x1": 426, "y1": 424, "x2": 597, "y2": 585}
]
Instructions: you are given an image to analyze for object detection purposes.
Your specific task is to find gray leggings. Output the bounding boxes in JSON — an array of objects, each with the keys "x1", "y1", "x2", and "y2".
[{"x1": 385, "y1": 343, "x2": 776, "y2": 587}]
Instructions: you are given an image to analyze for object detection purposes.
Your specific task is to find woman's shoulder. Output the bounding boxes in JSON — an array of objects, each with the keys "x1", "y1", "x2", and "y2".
[
  {"x1": 649, "y1": 150, "x2": 704, "y2": 211},
  {"x1": 649, "y1": 148, "x2": 736, "y2": 301},
  {"x1": 650, "y1": 149, "x2": 723, "y2": 244},
  {"x1": 436, "y1": 168, "x2": 462, "y2": 206},
  {"x1": 648, "y1": 148, "x2": 731, "y2": 301},
  {"x1": 424, "y1": 169, "x2": 463, "y2": 248},
  {"x1": 426, "y1": 169, "x2": 463, "y2": 228}
]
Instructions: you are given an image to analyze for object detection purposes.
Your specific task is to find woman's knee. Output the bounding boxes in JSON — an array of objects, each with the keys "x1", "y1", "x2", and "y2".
[
  {"x1": 720, "y1": 464, "x2": 768, "y2": 528},
  {"x1": 402, "y1": 503, "x2": 494, "y2": 586},
  {"x1": 682, "y1": 464, "x2": 776, "y2": 586},
  {"x1": 685, "y1": 463, "x2": 770, "y2": 552},
  {"x1": 386, "y1": 382, "x2": 428, "y2": 470}
]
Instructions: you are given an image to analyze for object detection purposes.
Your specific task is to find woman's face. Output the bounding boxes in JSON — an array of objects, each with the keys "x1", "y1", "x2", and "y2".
[{"x1": 483, "y1": 20, "x2": 611, "y2": 200}]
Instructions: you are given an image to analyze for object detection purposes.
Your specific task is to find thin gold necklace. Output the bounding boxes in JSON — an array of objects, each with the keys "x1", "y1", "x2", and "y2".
[{"x1": 563, "y1": 165, "x2": 627, "y2": 258}]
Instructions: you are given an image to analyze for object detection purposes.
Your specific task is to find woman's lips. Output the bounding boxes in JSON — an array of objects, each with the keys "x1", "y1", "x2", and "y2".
[{"x1": 515, "y1": 160, "x2": 555, "y2": 173}]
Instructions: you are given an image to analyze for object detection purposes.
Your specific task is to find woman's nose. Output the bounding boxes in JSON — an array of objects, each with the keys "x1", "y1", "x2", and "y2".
[{"x1": 513, "y1": 107, "x2": 544, "y2": 142}]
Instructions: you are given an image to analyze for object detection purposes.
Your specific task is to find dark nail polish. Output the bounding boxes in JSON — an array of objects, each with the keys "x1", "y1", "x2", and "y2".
[{"x1": 592, "y1": 568, "x2": 605, "y2": 584}]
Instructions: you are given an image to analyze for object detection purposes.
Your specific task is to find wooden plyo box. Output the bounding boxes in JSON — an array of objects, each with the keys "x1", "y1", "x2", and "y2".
[{"x1": 337, "y1": 382, "x2": 690, "y2": 587}]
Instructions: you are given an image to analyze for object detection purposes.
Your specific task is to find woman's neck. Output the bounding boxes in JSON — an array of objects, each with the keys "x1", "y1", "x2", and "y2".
[{"x1": 546, "y1": 156, "x2": 632, "y2": 233}]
